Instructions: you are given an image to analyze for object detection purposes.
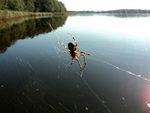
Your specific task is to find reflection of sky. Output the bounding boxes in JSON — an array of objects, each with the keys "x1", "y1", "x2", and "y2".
[
  {"x1": 62, "y1": 16, "x2": 150, "y2": 112},
  {"x1": 63, "y1": 16, "x2": 150, "y2": 78},
  {"x1": 66, "y1": 15, "x2": 150, "y2": 40}
]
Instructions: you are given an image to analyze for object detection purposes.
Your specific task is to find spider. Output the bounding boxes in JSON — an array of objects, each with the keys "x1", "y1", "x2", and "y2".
[{"x1": 63, "y1": 36, "x2": 90, "y2": 71}]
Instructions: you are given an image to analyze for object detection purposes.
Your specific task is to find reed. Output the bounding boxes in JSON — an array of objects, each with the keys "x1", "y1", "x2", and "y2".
[{"x1": 0, "y1": 10, "x2": 53, "y2": 20}]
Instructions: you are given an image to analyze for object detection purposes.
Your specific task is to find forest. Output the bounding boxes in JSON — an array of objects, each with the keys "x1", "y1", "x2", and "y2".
[{"x1": 0, "y1": 0, "x2": 67, "y2": 12}]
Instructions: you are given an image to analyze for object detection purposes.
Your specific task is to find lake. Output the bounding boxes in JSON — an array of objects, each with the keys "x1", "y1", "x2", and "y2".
[{"x1": 0, "y1": 14, "x2": 150, "y2": 113}]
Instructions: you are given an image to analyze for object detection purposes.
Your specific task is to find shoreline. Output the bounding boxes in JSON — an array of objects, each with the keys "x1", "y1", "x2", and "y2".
[
  {"x1": 0, "y1": 10, "x2": 68, "y2": 30},
  {"x1": 0, "y1": 10, "x2": 68, "y2": 21}
]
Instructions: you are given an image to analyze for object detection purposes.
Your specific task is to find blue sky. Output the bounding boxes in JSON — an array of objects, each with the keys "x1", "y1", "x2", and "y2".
[{"x1": 59, "y1": 0, "x2": 150, "y2": 11}]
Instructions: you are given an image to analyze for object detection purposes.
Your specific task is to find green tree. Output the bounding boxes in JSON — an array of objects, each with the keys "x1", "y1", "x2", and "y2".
[
  {"x1": 0, "y1": 0, "x2": 67, "y2": 12},
  {"x1": 7, "y1": 0, "x2": 25, "y2": 10},
  {"x1": 23, "y1": 0, "x2": 35, "y2": 11}
]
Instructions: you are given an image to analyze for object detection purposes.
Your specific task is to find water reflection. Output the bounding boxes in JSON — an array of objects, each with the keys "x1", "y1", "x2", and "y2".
[
  {"x1": 0, "y1": 16, "x2": 68, "y2": 54},
  {"x1": 1, "y1": 14, "x2": 150, "y2": 113}
]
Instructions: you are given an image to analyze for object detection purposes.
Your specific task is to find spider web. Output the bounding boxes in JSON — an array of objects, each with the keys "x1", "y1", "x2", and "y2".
[
  {"x1": 39, "y1": 11, "x2": 150, "y2": 113},
  {"x1": 47, "y1": 22, "x2": 114, "y2": 113}
]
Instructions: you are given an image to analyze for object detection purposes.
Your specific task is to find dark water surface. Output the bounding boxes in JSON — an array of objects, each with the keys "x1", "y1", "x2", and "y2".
[{"x1": 1, "y1": 14, "x2": 150, "y2": 113}]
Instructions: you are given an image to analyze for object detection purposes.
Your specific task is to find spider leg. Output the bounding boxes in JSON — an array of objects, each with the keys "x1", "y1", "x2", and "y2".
[
  {"x1": 71, "y1": 58, "x2": 75, "y2": 65},
  {"x1": 76, "y1": 55, "x2": 86, "y2": 77},
  {"x1": 75, "y1": 57, "x2": 83, "y2": 71},
  {"x1": 81, "y1": 51, "x2": 90, "y2": 56},
  {"x1": 80, "y1": 52, "x2": 87, "y2": 65}
]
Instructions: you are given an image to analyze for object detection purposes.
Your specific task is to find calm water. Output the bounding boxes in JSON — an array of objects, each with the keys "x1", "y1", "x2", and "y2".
[{"x1": 1, "y1": 14, "x2": 150, "y2": 113}]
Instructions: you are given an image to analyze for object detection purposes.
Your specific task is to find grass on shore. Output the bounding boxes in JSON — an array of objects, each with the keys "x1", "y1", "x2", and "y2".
[
  {"x1": 0, "y1": 10, "x2": 55, "y2": 20},
  {"x1": 0, "y1": 10, "x2": 68, "y2": 30}
]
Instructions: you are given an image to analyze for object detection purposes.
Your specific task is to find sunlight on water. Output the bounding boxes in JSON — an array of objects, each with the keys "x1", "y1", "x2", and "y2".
[{"x1": 146, "y1": 102, "x2": 150, "y2": 108}]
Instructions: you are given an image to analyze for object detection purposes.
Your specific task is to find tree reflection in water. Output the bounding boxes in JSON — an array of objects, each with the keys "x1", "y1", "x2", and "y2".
[{"x1": 0, "y1": 16, "x2": 68, "y2": 54}]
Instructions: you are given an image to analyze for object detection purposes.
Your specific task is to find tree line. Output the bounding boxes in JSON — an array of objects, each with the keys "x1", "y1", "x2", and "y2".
[{"x1": 0, "y1": 0, "x2": 67, "y2": 12}]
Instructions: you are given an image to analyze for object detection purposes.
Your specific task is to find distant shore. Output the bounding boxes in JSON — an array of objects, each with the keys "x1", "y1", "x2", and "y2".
[
  {"x1": 68, "y1": 9, "x2": 150, "y2": 15},
  {"x1": 1, "y1": 9, "x2": 150, "y2": 22}
]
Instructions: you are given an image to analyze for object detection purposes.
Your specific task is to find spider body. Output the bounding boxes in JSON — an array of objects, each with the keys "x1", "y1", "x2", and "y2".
[{"x1": 66, "y1": 37, "x2": 90, "y2": 72}]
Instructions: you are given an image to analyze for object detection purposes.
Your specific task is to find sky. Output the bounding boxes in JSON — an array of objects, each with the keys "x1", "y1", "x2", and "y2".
[{"x1": 59, "y1": 0, "x2": 150, "y2": 11}]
